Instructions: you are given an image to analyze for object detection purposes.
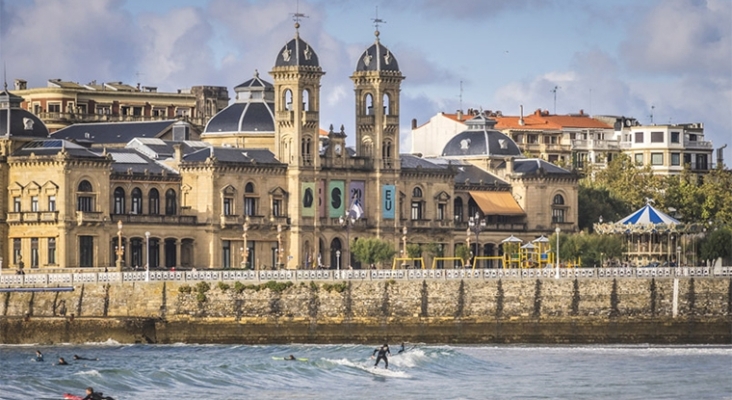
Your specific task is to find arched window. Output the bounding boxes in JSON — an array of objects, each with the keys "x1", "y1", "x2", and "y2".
[
  {"x1": 77, "y1": 180, "x2": 94, "y2": 212},
  {"x1": 553, "y1": 194, "x2": 565, "y2": 205},
  {"x1": 412, "y1": 187, "x2": 423, "y2": 198},
  {"x1": 383, "y1": 93, "x2": 391, "y2": 115},
  {"x1": 365, "y1": 93, "x2": 374, "y2": 115},
  {"x1": 131, "y1": 188, "x2": 142, "y2": 214},
  {"x1": 284, "y1": 89, "x2": 293, "y2": 111},
  {"x1": 113, "y1": 187, "x2": 125, "y2": 214},
  {"x1": 552, "y1": 194, "x2": 566, "y2": 223},
  {"x1": 148, "y1": 188, "x2": 159, "y2": 215},
  {"x1": 302, "y1": 89, "x2": 310, "y2": 111},
  {"x1": 165, "y1": 189, "x2": 177, "y2": 215},
  {"x1": 244, "y1": 182, "x2": 257, "y2": 216},
  {"x1": 454, "y1": 197, "x2": 463, "y2": 222},
  {"x1": 245, "y1": 183, "x2": 255, "y2": 193},
  {"x1": 411, "y1": 187, "x2": 423, "y2": 220}
]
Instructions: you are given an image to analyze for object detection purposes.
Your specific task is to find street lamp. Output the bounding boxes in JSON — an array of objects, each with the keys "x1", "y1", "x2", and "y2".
[
  {"x1": 276, "y1": 224, "x2": 283, "y2": 269},
  {"x1": 402, "y1": 226, "x2": 408, "y2": 268},
  {"x1": 677, "y1": 246, "x2": 682, "y2": 268},
  {"x1": 555, "y1": 227, "x2": 561, "y2": 279},
  {"x1": 336, "y1": 250, "x2": 341, "y2": 271},
  {"x1": 241, "y1": 218, "x2": 249, "y2": 269},
  {"x1": 468, "y1": 212, "x2": 486, "y2": 268},
  {"x1": 115, "y1": 220, "x2": 124, "y2": 272},
  {"x1": 145, "y1": 231, "x2": 150, "y2": 282},
  {"x1": 465, "y1": 227, "x2": 471, "y2": 268}
]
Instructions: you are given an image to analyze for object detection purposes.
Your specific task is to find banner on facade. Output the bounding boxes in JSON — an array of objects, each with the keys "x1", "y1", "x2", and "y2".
[
  {"x1": 301, "y1": 182, "x2": 315, "y2": 217},
  {"x1": 382, "y1": 184, "x2": 395, "y2": 219},
  {"x1": 348, "y1": 181, "x2": 365, "y2": 213},
  {"x1": 328, "y1": 180, "x2": 345, "y2": 218},
  {"x1": 318, "y1": 180, "x2": 326, "y2": 218}
]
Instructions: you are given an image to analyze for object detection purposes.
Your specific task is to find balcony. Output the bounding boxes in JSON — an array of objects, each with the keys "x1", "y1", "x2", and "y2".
[
  {"x1": 571, "y1": 139, "x2": 618, "y2": 151},
  {"x1": 40, "y1": 212, "x2": 58, "y2": 222},
  {"x1": 684, "y1": 139, "x2": 713, "y2": 149},
  {"x1": 276, "y1": 110, "x2": 294, "y2": 123},
  {"x1": 220, "y1": 215, "x2": 242, "y2": 227},
  {"x1": 6, "y1": 213, "x2": 21, "y2": 223},
  {"x1": 112, "y1": 214, "x2": 197, "y2": 225},
  {"x1": 356, "y1": 115, "x2": 375, "y2": 126},
  {"x1": 23, "y1": 212, "x2": 39, "y2": 222},
  {"x1": 76, "y1": 211, "x2": 105, "y2": 225},
  {"x1": 384, "y1": 115, "x2": 399, "y2": 126}
]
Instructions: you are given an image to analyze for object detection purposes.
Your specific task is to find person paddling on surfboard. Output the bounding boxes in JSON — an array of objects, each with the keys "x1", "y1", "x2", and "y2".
[
  {"x1": 82, "y1": 386, "x2": 115, "y2": 400},
  {"x1": 35, "y1": 350, "x2": 43, "y2": 362},
  {"x1": 371, "y1": 344, "x2": 391, "y2": 369},
  {"x1": 286, "y1": 355, "x2": 296, "y2": 360}
]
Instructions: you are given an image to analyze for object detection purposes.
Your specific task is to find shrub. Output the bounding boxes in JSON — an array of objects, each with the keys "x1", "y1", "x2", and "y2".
[
  {"x1": 178, "y1": 285, "x2": 192, "y2": 294},
  {"x1": 196, "y1": 292, "x2": 207, "y2": 303},
  {"x1": 217, "y1": 282, "x2": 230, "y2": 292},
  {"x1": 195, "y1": 281, "x2": 211, "y2": 294},
  {"x1": 322, "y1": 282, "x2": 348, "y2": 293}
]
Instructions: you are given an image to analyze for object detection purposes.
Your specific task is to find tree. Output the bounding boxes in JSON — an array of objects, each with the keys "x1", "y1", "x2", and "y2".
[
  {"x1": 592, "y1": 153, "x2": 662, "y2": 210},
  {"x1": 455, "y1": 244, "x2": 470, "y2": 266},
  {"x1": 700, "y1": 227, "x2": 732, "y2": 264},
  {"x1": 577, "y1": 185, "x2": 630, "y2": 231},
  {"x1": 350, "y1": 237, "x2": 396, "y2": 269},
  {"x1": 406, "y1": 243, "x2": 423, "y2": 268}
]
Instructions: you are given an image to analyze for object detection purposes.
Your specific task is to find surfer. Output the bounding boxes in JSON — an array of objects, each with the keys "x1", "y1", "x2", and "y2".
[
  {"x1": 58, "y1": 357, "x2": 69, "y2": 365},
  {"x1": 398, "y1": 343, "x2": 406, "y2": 354},
  {"x1": 286, "y1": 355, "x2": 296, "y2": 360},
  {"x1": 82, "y1": 387, "x2": 115, "y2": 400},
  {"x1": 35, "y1": 350, "x2": 44, "y2": 362},
  {"x1": 73, "y1": 354, "x2": 97, "y2": 361},
  {"x1": 371, "y1": 344, "x2": 391, "y2": 369}
]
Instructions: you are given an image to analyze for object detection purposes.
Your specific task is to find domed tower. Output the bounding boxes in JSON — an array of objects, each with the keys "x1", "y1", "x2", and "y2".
[
  {"x1": 269, "y1": 22, "x2": 324, "y2": 168},
  {"x1": 351, "y1": 28, "x2": 404, "y2": 168}
]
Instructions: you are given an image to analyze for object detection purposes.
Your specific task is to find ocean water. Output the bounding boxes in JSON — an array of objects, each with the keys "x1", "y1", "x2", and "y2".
[{"x1": 0, "y1": 342, "x2": 730, "y2": 400}]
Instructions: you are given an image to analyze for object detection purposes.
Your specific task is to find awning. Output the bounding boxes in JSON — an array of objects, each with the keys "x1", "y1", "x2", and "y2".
[{"x1": 469, "y1": 191, "x2": 525, "y2": 216}]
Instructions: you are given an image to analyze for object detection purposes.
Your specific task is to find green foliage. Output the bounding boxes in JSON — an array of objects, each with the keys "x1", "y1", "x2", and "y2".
[
  {"x1": 591, "y1": 153, "x2": 662, "y2": 210},
  {"x1": 309, "y1": 281, "x2": 319, "y2": 291},
  {"x1": 350, "y1": 237, "x2": 396, "y2": 267},
  {"x1": 455, "y1": 244, "x2": 471, "y2": 263},
  {"x1": 178, "y1": 284, "x2": 192, "y2": 294},
  {"x1": 701, "y1": 227, "x2": 732, "y2": 262},
  {"x1": 321, "y1": 282, "x2": 348, "y2": 293},
  {"x1": 233, "y1": 281, "x2": 246, "y2": 293},
  {"x1": 217, "y1": 282, "x2": 230, "y2": 292},
  {"x1": 261, "y1": 280, "x2": 294, "y2": 293},
  {"x1": 550, "y1": 232, "x2": 624, "y2": 267},
  {"x1": 577, "y1": 185, "x2": 629, "y2": 231},
  {"x1": 195, "y1": 281, "x2": 211, "y2": 294},
  {"x1": 196, "y1": 292, "x2": 207, "y2": 303},
  {"x1": 406, "y1": 243, "x2": 422, "y2": 258},
  {"x1": 422, "y1": 242, "x2": 444, "y2": 258}
]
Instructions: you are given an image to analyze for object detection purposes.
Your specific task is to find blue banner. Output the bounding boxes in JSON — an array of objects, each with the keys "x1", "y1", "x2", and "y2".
[{"x1": 382, "y1": 185, "x2": 395, "y2": 219}]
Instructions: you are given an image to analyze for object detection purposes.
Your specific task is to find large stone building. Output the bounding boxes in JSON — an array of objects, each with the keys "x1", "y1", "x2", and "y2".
[
  {"x1": 0, "y1": 24, "x2": 577, "y2": 272},
  {"x1": 10, "y1": 78, "x2": 229, "y2": 132}
]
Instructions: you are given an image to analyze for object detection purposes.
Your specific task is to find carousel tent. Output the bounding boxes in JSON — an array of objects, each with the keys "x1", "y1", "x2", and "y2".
[{"x1": 616, "y1": 204, "x2": 680, "y2": 225}]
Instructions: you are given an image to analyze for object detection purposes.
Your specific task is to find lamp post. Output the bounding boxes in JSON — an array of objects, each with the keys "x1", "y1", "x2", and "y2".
[
  {"x1": 241, "y1": 218, "x2": 249, "y2": 269},
  {"x1": 115, "y1": 220, "x2": 124, "y2": 272},
  {"x1": 276, "y1": 224, "x2": 283, "y2": 269},
  {"x1": 339, "y1": 214, "x2": 354, "y2": 269},
  {"x1": 677, "y1": 245, "x2": 682, "y2": 268},
  {"x1": 465, "y1": 227, "x2": 471, "y2": 268},
  {"x1": 555, "y1": 227, "x2": 561, "y2": 279},
  {"x1": 402, "y1": 226, "x2": 408, "y2": 268},
  {"x1": 336, "y1": 250, "x2": 341, "y2": 271},
  {"x1": 468, "y1": 212, "x2": 485, "y2": 268},
  {"x1": 145, "y1": 231, "x2": 150, "y2": 282}
]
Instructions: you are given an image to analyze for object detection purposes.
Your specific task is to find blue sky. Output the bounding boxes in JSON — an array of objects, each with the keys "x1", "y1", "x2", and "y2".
[{"x1": 1, "y1": 0, "x2": 730, "y2": 161}]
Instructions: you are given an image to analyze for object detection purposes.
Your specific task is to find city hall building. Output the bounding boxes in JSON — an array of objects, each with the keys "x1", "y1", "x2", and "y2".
[{"x1": 0, "y1": 24, "x2": 577, "y2": 271}]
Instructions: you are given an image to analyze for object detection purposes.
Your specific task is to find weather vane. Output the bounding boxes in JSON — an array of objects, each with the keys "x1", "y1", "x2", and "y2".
[
  {"x1": 292, "y1": 0, "x2": 308, "y2": 31},
  {"x1": 372, "y1": 6, "x2": 386, "y2": 37}
]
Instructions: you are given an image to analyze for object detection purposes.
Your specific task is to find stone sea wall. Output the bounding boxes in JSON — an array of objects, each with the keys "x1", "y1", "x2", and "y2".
[{"x1": 1, "y1": 277, "x2": 730, "y2": 344}]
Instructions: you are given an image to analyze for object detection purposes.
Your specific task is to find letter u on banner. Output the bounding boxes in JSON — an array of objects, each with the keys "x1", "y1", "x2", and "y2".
[{"x1": 382, "y1": 185, "x2": 395, "y2": 219}]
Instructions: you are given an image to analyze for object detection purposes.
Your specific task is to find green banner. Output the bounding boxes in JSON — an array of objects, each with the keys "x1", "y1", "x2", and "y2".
[
  {"x1": 328, "y1": 180, "x2": 345, "y2": 218},
  {"x1": 301, "y1": 182, "x2": 315, "y2": 217}
]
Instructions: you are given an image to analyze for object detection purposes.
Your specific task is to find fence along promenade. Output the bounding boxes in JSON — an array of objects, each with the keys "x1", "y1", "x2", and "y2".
[{"x1": 1, "y1": 266, "x2": 730, "y2": 287}]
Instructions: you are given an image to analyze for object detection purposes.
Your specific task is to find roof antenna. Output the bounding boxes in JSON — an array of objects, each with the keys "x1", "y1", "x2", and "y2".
[
  {"x1": 459, "y1": 80, "x2": 463, "y2": 114},
  {"x1": 372, "y1": 6, "x2": 386, "y2": 40},
  {"x1": 550, "y1": 86, "x2": 561, "y2": 114},
  {"x1": 649, "y1": 105, "x2": 655, "y2": 125}
]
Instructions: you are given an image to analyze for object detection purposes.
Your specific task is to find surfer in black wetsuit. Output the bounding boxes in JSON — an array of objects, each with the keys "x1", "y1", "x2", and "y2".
[
  {"x1": 398, "y1": 343, "x2": 406, "y2": 354},
  {"x1": 35, "y1": 350, "x2": 44, "y2": 362},
  {"x1": 286, "y1": 355, "x2": 296, "y2": 360},
  {"x1": 74, "y1": 354, "x2": 98, "y2": 361},
  {"x1": 58, "y1": 357, "x2": 69, "y2": 365},
  {"x1": 372, "y1": 344, "x2": 391, "y2": 369},
  {"x1": 83, "y1": 387, "x2": 115, "y2": 400}
]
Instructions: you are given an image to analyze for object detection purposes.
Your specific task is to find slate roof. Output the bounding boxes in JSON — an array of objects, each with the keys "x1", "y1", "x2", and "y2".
[
  {"x1": 11, "y1": 139, "x2": 103, "y2": 159},
  {"x1": 425, "y1": 157, "x2": 510, "y2": 186},
  {"x1": 274, "y1": 35, "x2": 320, "y2": 68},
  {"x1": 497, "y1": 158, "x2": 572, "y2": 175},
  {"x1": 0, "y1": 90, "x2": 49, "y2": 138},
  {"x1": 52, "y1": 120, "x2": 178, "y2": 144},
  {"x1": 235, "y1": 72, "x2": 274, "y2": 90},
  {"x1": 400, "y1": 154, "x2": 448, "y2": 170},
  {"x1": 107, "y1": 148, "x2": 174, "y2": 175},
  {"x1": 126, "y1": 138, "x2": 209, "y2": 160},
  {"x1": 442, "y1": 115, "x2": 522, "y2": 158},
  {"x1": 183, "y1": 146, "x2": 282, "y2": 165},
  {"x1": 356, "y1": 40, "x2": 400, "y2": 72}
]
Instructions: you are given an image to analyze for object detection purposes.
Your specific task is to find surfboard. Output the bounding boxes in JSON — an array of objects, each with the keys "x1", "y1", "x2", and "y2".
[
  {"x1": 63, "y1": 394, "x2": 83, "y2": 400},
  {"x1": 272, "y1": 356, "x2": 308, "y2": 361}
]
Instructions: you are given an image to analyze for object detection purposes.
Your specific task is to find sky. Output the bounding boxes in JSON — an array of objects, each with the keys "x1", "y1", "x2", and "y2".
[{"x1": 0, "y1": 0, "x2": 730, "y2": 162}]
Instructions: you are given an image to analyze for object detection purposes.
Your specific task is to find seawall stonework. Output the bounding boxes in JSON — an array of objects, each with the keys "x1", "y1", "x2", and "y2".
[{"x1": 1, "y1": 278, "x2": 730, "y2": 344}]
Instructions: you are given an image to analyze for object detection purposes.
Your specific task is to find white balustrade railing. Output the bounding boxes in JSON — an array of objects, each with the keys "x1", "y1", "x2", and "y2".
[{"x1": 0, "y1": 266, "x2": 730, "y2": 287}]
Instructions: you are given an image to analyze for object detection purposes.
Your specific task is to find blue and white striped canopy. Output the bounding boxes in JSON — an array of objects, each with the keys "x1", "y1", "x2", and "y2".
[{"x1": 617, "y1": 204, "x2": 680, "y2": 225}]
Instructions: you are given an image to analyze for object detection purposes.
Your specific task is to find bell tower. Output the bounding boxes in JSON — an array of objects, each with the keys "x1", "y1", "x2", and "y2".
[{"x1": 269, "y1": 20, "x2": 324, "y2": 269}]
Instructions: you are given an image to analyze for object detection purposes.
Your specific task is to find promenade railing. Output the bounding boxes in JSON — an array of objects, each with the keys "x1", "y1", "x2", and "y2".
[{"x1": 1, "y1": 266, "x2": 730, "y2": 287}]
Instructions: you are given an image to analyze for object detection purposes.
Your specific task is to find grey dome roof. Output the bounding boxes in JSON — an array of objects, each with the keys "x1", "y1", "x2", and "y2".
[
  {"x1": 204, "y1": 101, "x2": 275, "y2": 134},
  {"x1": 274, "y1": 36, "x2": 319, "y2": 68},
  {"x1": 234, "y1": 71, "x2": 274, "y2": 90},
  {"x1": 441, "y1": 114, "x2": 521, "y2": 157},
  {"x1": 356, "y1": 41, "x2": 399, "y2": 72},
  {"x1": 0, "y1": 90, "x2": 49, "y2": 138}
]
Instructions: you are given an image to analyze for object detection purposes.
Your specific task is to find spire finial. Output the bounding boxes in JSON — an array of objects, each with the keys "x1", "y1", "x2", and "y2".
[
  {"x1": 292, "y1": 0, "x2": 308, "y2": 35},
  {"x1": 372, "y1": 6, "x2": 385, "y2": 41}
]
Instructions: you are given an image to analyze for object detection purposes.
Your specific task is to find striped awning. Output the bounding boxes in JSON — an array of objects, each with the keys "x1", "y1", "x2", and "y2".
[
  {"x1": 617, "y1": 204, "x2": 679, "y2": 225},
  {"x1": 469, "y1": 191, "x2": 525, "y2": 216}
]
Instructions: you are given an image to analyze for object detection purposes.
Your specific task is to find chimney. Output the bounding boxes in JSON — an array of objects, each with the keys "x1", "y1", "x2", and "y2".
[
  {"x1": 519, "y1": 105, "x2": 525, "y2": 126},
  {"x1": 457, "y1": 109, "x2": 463, "y2": 121},
  {"x1": 411, "y1": 118, "x2": 417, "y2": 129},
  {"x1": 173, "y1": 143, "x2": 183, "y2": 163},
  {"x1": 579, "y1": 109, "x2": 584, "y2": 116},
  {"x1": 505, "y1": 157, "x2": 514, "y2": 173}
]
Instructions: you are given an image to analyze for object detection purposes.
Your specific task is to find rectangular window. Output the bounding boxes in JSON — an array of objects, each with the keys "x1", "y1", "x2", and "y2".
[
  {"x1": 31, "y1": 196, "x2": 39, "y2": 212},
  {"x1": 96, "y1": 106, "x2": 111, "y2": 115},
  {"x1": 671, "y1": 153, "x2": 680, "y2": 166},
  {"x1": 634, "y1": 153, "x2": 644, "y2": 165},
  {"x1": 48, "y1": 196, "x2": 56, "y2": 211},
  {"x1": 272, "y1": 199, "x2": 283, "y2": 217},
  {"x1": 634, "y1": 132, "x2": 644, "y2": 143},
  {"x1": 552, "y1": 208, "x2": 565, "y2": 223},
  {"x1": 78, "y1": 196, "x2": 93, "y2": 212},
  {"x1": 13, "y1": 238, "x2": 21, "y2": 265},
  {"x1": 696, "y1": 154, "x2": 708, "y2": 170},
  {"x1": 437, "y1": 203, "x2": 446, "y2": 221},
  {"x1": 223, "y1": 198, "x2": 233, "y2": 216},
  {"x1": 13, "y1": 197, "x2": 21, "y2": 212},
  {"x1": 79, "y1": 236, "x2": 94, "y2": 267},
  {"x1": 651, "y1": 153, "x2": 663, "y2": 165},
  {"x1": 688, "y1": 134, "x2": 698, "y2": 141},
  {"x1": 77, "y1": 104, "x2": 87, "y2": 114},
  {"x1": 245, "y1": 197, "x2": 257, "y2": 216},
  {"x1": 47, "y1": 103, "x2": 61, "y2": 113},
  {"x1": 222, "y1": 240, "x2": 231, "y2": 269},
  {"x1": 650, "y1": 132, "x2": 664, "y2": 143},
  {"x1": 454, "y1": 201, "x2": 463, "y2": 222},
  {"x1": 48, "y1": 238, "x2": 56, "y2": 265},
  {"x1": 411, "y1": 201, "x2": 422, "y2": 220},
  {"x1": 671, "y1": 132, "x2": 680, "y2": 143},
  {"x1": 31, "y1": 238, "x2": 38, "y2": 268}
]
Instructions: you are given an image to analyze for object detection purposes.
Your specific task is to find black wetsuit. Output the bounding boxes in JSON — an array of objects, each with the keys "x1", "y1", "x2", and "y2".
[
  {"x1": 398, "y1": 344, "x2": 405, "y2": 354},
  {"x1": 372, "y1": 345, "x2": 391, "y2": 369}
]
